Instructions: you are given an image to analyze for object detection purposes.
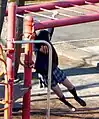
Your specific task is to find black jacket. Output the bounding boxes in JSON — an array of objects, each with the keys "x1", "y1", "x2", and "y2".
[{"x1": 34, "y1": 30, "x2": 58, "y2": 75}]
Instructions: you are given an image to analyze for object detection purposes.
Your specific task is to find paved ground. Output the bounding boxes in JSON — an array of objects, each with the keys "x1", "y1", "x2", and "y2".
[{"x1": 13, "y1": 34, "x2": 99, "y2": 118}]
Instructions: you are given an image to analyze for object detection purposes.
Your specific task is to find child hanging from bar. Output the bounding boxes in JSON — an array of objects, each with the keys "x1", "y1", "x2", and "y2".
[
  {"x1": 34, "y1": 27, "x2": 86, "y2": 111},
  {"x1": 34, "y1": 14, "x2": 86, "y2": 112}
]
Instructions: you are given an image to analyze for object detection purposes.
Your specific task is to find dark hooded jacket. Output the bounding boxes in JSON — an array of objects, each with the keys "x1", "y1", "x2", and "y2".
[{"x1": 34, "y1": 30, "x2": 58, "y2": 75}]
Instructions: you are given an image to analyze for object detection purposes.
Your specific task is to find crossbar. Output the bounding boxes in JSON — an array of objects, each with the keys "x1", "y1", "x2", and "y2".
[
  {"x1": 6, "y1": 0, "x2": 85, "y2": 15},
  {"x1": 34, "y1": 13, "x2": 99, "y2": 30}
]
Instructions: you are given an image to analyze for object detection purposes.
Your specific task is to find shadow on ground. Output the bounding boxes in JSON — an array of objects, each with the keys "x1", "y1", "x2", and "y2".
[
  {"x1": 3, "y1": 106, "x2": 99, "y2": 119},
  {"x1": 16, "y1": 66, "x2": 99, "y2": 100},
  {"x1": 62, "y1": 66, "x2": 99, "y2": 76},
  {"x1": 17, "y1": 66, "x2": 99, "y2": 78}
]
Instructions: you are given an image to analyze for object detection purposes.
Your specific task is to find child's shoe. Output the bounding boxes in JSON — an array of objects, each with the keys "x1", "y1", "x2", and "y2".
[
  {"x1": 74, "y1": 96, "x2": 86, "y2": 106},
  {"x1": 59, "y1": 95, "x2": 76, "y2": 112}
]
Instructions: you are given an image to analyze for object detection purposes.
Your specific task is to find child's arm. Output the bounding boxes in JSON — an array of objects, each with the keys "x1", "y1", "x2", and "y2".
[
  {"x1": 48, "y1": 27, "x2": 54, "y2": 41},
  {"x1": 47, "y1": 10, "x2": 58, "y2": 41}
]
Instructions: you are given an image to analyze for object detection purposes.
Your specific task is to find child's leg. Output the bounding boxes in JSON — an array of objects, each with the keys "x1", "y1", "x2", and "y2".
[
  {"x1": 51, "y1": 84, "x2": 76, "y2": 111},
  {"x1": 62, "y1": 78, "x2": 86, "y2": 106},
  {"x1": 61, "y1": 78, "x2": 74, "y2": 90},
  {"x1": 51, "y1": 84, "x2": 63, "y2": 98}
]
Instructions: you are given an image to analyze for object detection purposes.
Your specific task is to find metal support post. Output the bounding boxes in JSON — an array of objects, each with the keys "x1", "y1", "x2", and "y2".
[
  {"x1": 6, "y1": 1, "x2": 16, "y2": 119},
  {"x1": 22, "y1": 16, "x2": 34, "y2": 119}
]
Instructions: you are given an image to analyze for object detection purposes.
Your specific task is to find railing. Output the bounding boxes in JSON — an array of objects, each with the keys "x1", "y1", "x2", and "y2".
[{"x1": 13, "y1": 39, "x2": 52, "y2": 119}]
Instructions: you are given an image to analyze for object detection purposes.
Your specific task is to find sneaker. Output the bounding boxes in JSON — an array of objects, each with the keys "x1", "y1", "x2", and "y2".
[{"x1": 74, "y1": 96, "x2": 86, "y2": 106}]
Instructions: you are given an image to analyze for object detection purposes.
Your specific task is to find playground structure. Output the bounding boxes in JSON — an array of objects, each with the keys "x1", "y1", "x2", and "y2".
[{"x1": 0, "y1": 0, "x2": 99, "y2": 119}]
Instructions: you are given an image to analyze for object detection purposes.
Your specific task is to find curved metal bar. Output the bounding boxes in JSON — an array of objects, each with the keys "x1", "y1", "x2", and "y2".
[
  {"x1": 13, "y1": 40, "x2": 52, "y2": 119},
  {"x1": 0, "y1": 82, "x2": 8, "y2": 85},
  {"x1": 0, "y1": 107, "x2": 8, "y2": 111}
]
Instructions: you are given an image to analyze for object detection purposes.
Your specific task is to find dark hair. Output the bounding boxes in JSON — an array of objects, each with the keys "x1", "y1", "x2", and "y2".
[{"x1": 35, "y1": 30, "x2": 50, "y2": 42}]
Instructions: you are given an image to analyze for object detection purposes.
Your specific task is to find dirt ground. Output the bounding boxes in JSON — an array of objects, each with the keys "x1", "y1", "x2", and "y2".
[
  {"x1": 0, "y1": 56, "x2": 99, "y2": 119},
  {"x1": 0, "y1": 97, "x2": 99, "y2": 119},
  {"x1": 12, "y1": 99, "x2": 99, "y2": 119}
]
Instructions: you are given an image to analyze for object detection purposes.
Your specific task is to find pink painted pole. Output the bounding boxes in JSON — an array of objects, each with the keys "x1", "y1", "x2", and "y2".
[
  {"x1": 86, "y1": 0, "x2": 99, "y2": 3},
  {"x1": 34, "y1": 13, "x2": 99, "y2": 30},
  {"x1": 6, "y1": 0, "x2": 85, "y2": 15},
  {"x1": 7, "y1": 1, "x2": 16, "y2": 119},
  {"x1": 22, "y1": 16, "x2": 34, "y2": 119},
  {"x1": 13, "y1": 0, "x2": 99, "y2": 15}
]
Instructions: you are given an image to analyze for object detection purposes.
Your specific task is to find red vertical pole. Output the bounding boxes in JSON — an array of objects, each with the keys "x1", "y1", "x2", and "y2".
[
  {"x1": 7, "y1": 1, "x2": 16, "y2": 119},
  {"x1": 22, "y1": 16, "x2": 34, "y2": 119}
]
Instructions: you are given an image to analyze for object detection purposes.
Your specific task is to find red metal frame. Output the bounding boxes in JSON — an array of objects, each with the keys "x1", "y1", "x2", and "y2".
[
  {"x1": 87, "y1": 0, "x2": 99, "y2": 2},
  {"x1": 6, "y1": 0, "x2": 85, "y2": 15},
  {"x1": 6, "y1": 0, "x2": 99, "y2": 31},
  {"x1": 7, "y1": 2, "x2": 16, "y2": 119},
  {"x1": 34, "y1": 13, "x2": 99, "y2": 30},
  {"x1": 6, "y1": 0, "x2": 99, "y2": 15},
  {"x1": 5, "y1": 0, "x2": 99, "y2": 119},
  {"x1": 22, "y1": 16, "x2": 34, "y2": 119}
]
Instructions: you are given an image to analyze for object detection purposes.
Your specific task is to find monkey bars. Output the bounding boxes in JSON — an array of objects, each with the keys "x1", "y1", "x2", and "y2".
[
  {"x1": 6, "y1": 0, "x2": 99, "y2": 31},
  {"x1": 6, "y1": 0, "x2": 99, "y2": 15}
]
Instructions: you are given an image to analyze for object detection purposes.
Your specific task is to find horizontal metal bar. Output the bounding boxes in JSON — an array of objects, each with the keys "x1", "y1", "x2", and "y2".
[
  {"x1": 6, "y1": 0, "x2": 85, "y2": 15},
  {"x1": 25, "y1": 10, "x2": 58, "y2": 20},
  {"x1": 34, "y1": 13, "x2": 99, "y2": 30}
]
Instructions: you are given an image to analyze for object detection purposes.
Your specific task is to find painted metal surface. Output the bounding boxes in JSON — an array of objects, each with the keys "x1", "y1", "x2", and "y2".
[
  {"x1": 34, "y1": 13, "x2": 99, "y2": 30},
  {"x1": 22, "y1": 16, "x2": 33, "y2": 119},
  {"x1": 7, "y1": 2, "x2": 16, "y2": 119},
  {"x1": 10, "y1": 0, "x2": 99, "y2": 15},
  {"x1": 13, "y1": 39, "x2": 52, "y2": 119},
  {"x1": 6, "y1": 0, "x2": 85, "y2": 15},
  {"x1": 6, "y1": 0, "x2": 99, "y2": 31}
]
